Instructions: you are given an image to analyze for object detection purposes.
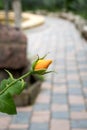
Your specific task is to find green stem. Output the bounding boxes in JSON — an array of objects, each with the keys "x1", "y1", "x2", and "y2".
[{"x1": 0, "y1": 70, "x2": 33, "y2": 95}]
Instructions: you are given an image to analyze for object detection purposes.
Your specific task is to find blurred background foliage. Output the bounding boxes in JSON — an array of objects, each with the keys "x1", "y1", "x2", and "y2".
[
  {"x1": 0, "y1": 0, "x2": 3, "y2": 10},
  {"x1": 0, "y1": 0, "x2": 87, "y2": 19}
]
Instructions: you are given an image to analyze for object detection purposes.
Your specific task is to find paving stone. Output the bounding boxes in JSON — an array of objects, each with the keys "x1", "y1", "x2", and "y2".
[
  {"x1": 69, "y1": 95, "x2": 84, "y2": 105},
  {"x1": 0, "y1": 117, "x2": 11, "y2": 129},
  {"x1": 11, "y1": 112, "x2": 31, "y2": 124},
  {"x1": 9, "y1": 128, "x2": 27, "y2": 130},
  {"x1": 52, "y1": 111, "x2": 69, "y2": 119},
  {"x1": 71, "y1": 120, "x2": 87, "y2": 128},
  {"x1": 84, "y1": 93, "x2": 87, "y2": 98},
  {"x1": 67, "y1": 80, "x2": 80, "y2": 85},
  {"x1": 77, "y1": 60, "x2": 87, "y2": 64},
  {"x1": 70, "y1": 112, "x2": 87, "y2": 119},
  {"x1": 82, "y1": 80, "x2": 87, "y2": 87},
  {"x1": 83, "y1": 87, "x2": 87, "y2": 93},
  {"x1": 70, "y1": 104, "x2": 85, "y2": 111},
  {"x1": 72, "y1": 128, "x2": 87, "y2": 130},
  {"x1": 36, "y1": 95, "x2": 50, "y2": 104},
  {"x1": 77, "y1": 52, "x2": 85, "y2": 57},
  {"x1": 53, "y1": 81, "x2": 66, "y2": 86},
  {"x1": 68, "y1": 87, "x2": 82, "y2": 95},
  {"x1": 54, "y1": 77, "x2": 66, "y2": 83},
  {"x1": 83, "y1": 88, "x2": 87, "y2": 99},
  {"x1": 31, "y1": 111, "x2": 50, "y2": 123},
  {"x1": 53, "y1": 85, "x2": 67, "y2": 94},
  {"x1": 79, "y1": 68, "x2": 87, "y2": 72},
  {"x1": 57, "y1": 69, "x2": 66, "y2": 74},
  {"x1": 9, "y1": 124, "x2": 28, "y2": 129},
  {"x1": 50, "y1": 119, "x2": 70, "y2": 130},
  {"x1": 33, "y1": 103, "x2": 50, "y2": 111},
  {"x1": 67, "y1": 71, "x2": 78, "y2": 75},
  {"x1": 68, "y1": 84, "x2": 81, "y2": 88},
  {"x1": 29, "y1": 123, "x2": 49, "y2": 130},
  {"x1": 81, "y1": 75, "x2": 87, "y2": 81},
  {"x1": 51, "y1": 104, "x2": 68, "y2": 111},
  {"x1": 52, "y1": 94, "x2": 67, "y2": 104},
  {"x1": 85, "y1": 99, "x2": 87, "y2": 110},
  {"x1": 67, "y1": 75, "x2": 79, "y2": 80}
]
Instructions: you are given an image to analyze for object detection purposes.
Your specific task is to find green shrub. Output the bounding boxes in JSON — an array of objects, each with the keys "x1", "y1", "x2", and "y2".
[
  {"x1": 0, "y1": 0, "x2": 87, "y2": 19},
  {"x1": 21, "y1": 0, "x2": 65, "y2": 11},
  {"x1": 64, "y1": 0, "x2": 87, "y2": 19},
  {"x1": 0, "y1": 1, "x2": 4, "y2": 10}
]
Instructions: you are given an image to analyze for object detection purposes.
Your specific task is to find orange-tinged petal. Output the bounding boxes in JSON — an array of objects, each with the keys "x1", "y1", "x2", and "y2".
[{"x1": 34, "y1": 59, "x2": 52, "y2": 71}]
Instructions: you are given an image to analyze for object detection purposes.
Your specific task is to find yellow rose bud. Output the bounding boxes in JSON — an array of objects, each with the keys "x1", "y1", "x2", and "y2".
[{"x1": 34, "y1": 59, "x2": 52, "y2": 71}]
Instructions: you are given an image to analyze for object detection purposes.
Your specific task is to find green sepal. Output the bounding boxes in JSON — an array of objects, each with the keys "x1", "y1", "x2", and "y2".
[
  {"x1": 42, "y1": 70, "x2": 54, "y2": 75},
  {"x1": 33, "y1": 69, "x2": 46, "y2": 75},
  {"x1": 0, "y1": 92, "x2": 17, "y2": 115},
  {"x1": 32, "y1": 57, "x2": 39, "y2": 70}
]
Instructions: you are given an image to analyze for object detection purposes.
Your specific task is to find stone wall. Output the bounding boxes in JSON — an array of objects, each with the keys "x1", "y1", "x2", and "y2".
[{"x1": 0, "y1": 24, "x2": 29, "y2": 81}]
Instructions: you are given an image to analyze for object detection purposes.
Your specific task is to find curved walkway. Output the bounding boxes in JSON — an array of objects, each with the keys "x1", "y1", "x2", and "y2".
[{"x1": 0, "y1": 17, "x2": 87, "y2": 130}]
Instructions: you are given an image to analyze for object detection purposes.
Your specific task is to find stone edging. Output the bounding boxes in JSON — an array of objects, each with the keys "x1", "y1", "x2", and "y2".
[
  {"x1": 58, "y1": 12, "x2": 87, "y2": 41},
  {"x1": 32, "y1": 10, "x2": 87, "y2": 41}
]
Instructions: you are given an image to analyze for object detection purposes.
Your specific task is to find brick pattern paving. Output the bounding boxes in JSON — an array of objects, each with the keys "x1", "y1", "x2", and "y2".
[{"x1": 0, "y1": 17, "x2": 87, "y2": 130}]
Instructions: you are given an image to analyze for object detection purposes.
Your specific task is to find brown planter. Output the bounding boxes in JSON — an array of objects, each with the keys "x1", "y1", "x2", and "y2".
[{"x1": 14, "y1": 80, "x2": 42, "y2": 106}]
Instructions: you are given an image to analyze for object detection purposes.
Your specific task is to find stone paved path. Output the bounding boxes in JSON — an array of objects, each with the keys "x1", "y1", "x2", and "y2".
[{"x1": 0, "y1": 17, "x2": 87, "y2": 130}]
